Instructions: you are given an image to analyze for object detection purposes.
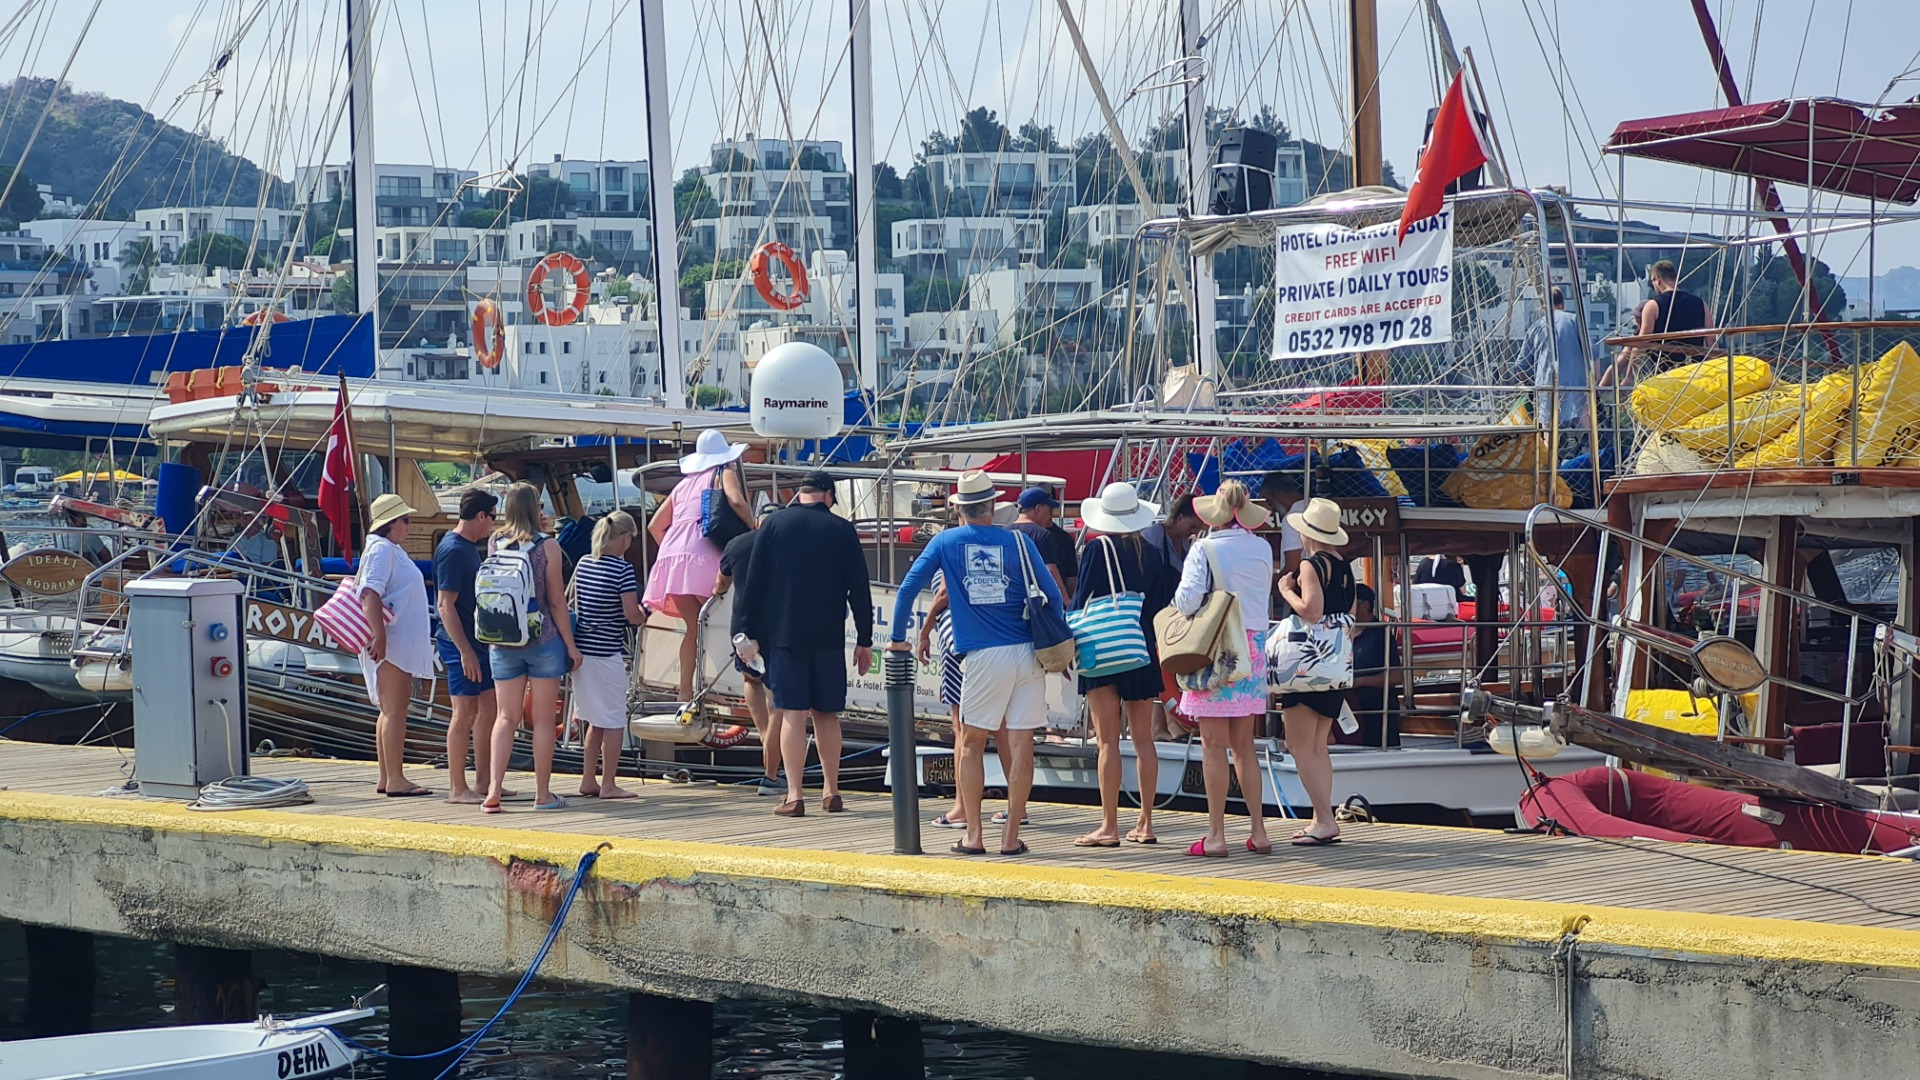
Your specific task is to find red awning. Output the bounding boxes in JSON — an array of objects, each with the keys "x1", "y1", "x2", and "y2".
[{"x1": 1605, "y1": 97, "x2": 1920, "y2": 204}]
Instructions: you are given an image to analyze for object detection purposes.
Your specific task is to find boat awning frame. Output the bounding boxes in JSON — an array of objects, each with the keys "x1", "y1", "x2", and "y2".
[{"x1": 1604, "y1": 97, "x2": 1920, "y2": 205}]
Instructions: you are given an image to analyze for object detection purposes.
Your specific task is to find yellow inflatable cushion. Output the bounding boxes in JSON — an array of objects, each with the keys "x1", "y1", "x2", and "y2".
[
  {"x1": 1631, "y1": 354, "x2": 1773, "y2": 431},
  {"x1": 1734, "y1": 371, "x2": 1856, "y2": 469},
  {"x1": 1440, "y1": 402, "x2": 1573, "y2": 510},
  {"x1": 1341, "y1": 439, "x2": 1410, "y2": 498},
  {"x1": 1623, "y1": 688, "x2": 1720, "y2": 736},
  {"x1": 1667, "y1": 386, "x2": 1807, "y2": 458},
  {"x1": 1836, "y1": 341, "x2": 1920, "y2": 467}
]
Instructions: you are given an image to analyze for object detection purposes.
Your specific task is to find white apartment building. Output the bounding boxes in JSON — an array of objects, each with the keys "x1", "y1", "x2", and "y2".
[
  {"x1": 525, "y1": 156, "x2": 647, "y2": 215},
  {"x1": 899, "y1": 309, "x2": 999, "y2": 361},
  {"x1": 740, "y1": 323, "x2": 885, "y2": 392},
  {"x1": 681, "y1": 317, "x2": 747, "y2": 404},
  {"x1": 926, "y1": 151, "x2": 1074, "y2": 213},
  {"x1": 687, "y1": 214, "x2": 834, "y2": 262},
  {"x1": 967, "y1": 264, "x2": 1104, "y2": 348},
  {"x1": 399, "y1": 300, "x2": 663, "y2": 397},
  {"x1": 132, "y1": 206, "x2": 301, "y2": 259},
  {"x1": 294, "y1": 163, "x2": 479, "y2": 235},
  {"x1": 507, "y1": 217, "x2": 651, "y2": 264},
  {"x1": 1066, "y1": 204, "x2": 1146, "y2": 248},
  {"x1": 702, "y1": 137, "x2": 851, "y2": 249},
  {"x1": 890, "y1": 215, "x2": 1044, "y2": 277},
  {"x1": 799, "y1": 250, "x2": 903, "y2": 344},
  {"x1": 366, "y1": 224, "x2": 509, "y2": 266},
  {"x1": 21, "y1": 218, "x2": 146, "y2": 294}
]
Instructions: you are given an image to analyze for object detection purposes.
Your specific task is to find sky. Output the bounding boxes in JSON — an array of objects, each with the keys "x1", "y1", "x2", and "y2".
[{"x1": 12, "y1": 0, "x2": 1920, "y2": 272}]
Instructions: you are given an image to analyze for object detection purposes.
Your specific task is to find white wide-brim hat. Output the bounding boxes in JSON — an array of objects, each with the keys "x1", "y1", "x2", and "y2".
[
  {"x1": 1080, "y1": 481, "x2": 1159, "y2": 535},
  {"x1": 1286, "y1": 496, "x2": 1349, "y2": 546},
  {"x1": 679, "y1": 428, "x2": 748, "y2": 473}
]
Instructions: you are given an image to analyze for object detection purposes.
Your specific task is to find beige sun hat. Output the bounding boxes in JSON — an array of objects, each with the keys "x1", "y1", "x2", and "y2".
[
  {"x1": 1286, "y1": 496, "x2": 1349, "y2": 546},
  {"x1": 367, "y1": 493, "x2": 417, "y2": 533},
  {"x1": 947, "y1": 470, "x2": 1000, "y2": 507},
  {"x1": 1193, "y1": 490, "x2": 1271, "y2": 530}
]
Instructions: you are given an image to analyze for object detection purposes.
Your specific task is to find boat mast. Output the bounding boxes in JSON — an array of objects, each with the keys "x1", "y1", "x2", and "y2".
[
  {"x1": 1686, "y1": 0, "x2": 1840, "y2": 363},
  {"x1": 848, "y1": 0, "x2": 881, "y2": 405},
  {"x1": 641, "y1": 0, "x2": 687, "y2": 407},
  {"x1": 345, "y1": 0, "x2": 378, "y2": 323},
  {"x1": 1178, "y1": 0, "x2": 1219, "y2": 383},
  {"x1": 1349, "y1": 0, "x2": 1383, "y2": 188}
]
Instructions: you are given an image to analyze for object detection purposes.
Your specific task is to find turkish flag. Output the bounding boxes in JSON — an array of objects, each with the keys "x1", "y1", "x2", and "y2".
[
  {"x1": 316, "y1": 388, "x2": 356, "y2": 557},
  {"x1": 1396, "y1": 70, "x2": 1488, "y2": 244}
]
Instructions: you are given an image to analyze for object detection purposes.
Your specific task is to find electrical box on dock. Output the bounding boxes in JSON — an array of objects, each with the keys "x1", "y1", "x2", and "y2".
[{"x1": 127, "y1": 577, "x2": 247, "y2": 799}]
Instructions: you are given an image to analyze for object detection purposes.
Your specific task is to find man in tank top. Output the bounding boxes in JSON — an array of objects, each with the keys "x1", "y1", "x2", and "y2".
[{"x1": 1600, "y1": 259, "x2": 1715, "y2": 387}]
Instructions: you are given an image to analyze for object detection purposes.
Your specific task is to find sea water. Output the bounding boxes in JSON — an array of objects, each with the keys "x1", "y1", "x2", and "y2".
[{"x1": 0, "y1": 931, "x2": 1360, "y2": 1078}]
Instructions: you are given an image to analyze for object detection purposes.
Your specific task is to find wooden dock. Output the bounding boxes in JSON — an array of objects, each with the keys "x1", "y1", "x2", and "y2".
[{"x1": 3, "y1": 742, "x2": 1919, "y2": 1078}]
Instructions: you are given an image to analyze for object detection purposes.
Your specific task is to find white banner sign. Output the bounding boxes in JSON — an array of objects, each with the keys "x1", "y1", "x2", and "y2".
[{"x1": 1270, "y1": 209, "x2": 1455, "y2": 360}]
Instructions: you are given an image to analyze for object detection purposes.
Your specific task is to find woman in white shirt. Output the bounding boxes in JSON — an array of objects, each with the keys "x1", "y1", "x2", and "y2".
[
  {"x1": 359, "y1": 494, "x2": 435, "y2": 797},
  {"x1": 1171, "y1": 480, "x2": 1274, "y2": 857}
]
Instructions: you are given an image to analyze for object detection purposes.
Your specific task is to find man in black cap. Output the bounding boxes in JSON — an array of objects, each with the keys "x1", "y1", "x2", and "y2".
[{"x1": 738, "y1": 470, "x2": 874, "y2": 817}]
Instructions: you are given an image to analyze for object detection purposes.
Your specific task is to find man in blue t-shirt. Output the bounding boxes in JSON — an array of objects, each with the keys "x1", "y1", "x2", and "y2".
[
  {"x1": 888, "y1": 471, "x2": 1063, "y2": 858},
  {"x1": 435, "y1": 489, "x2": 502, "y2": 804}
]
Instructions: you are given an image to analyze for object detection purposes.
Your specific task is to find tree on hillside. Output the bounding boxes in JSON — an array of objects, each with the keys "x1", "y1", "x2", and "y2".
[
  {"x1": 873, "y1": 162, "x2": 903, "y2": 200},
  {"x1": 332, "y1": 270, "x2": 356, "y2": 314},
  {"x1": 959, "y1": 107, "x2": 1010, "y2": 153},
  {"x1": 905, "y1": 275, "x2": 966, "y2": 313},
  {"x1": 179, "y1": 232, "x2": 258, "y2": 270},
  {"x1": 1015, "y1": 122, "x2": 1061, "y2": 152},
  {"x1": 503, "y1": 174, "x2": 575, "y2": 220},
  {"x1": 1741, "y1": 254, "x2": 1847, "y2": 326},
  {"x1": 0, "y1": 79, "x2": 286, "y2": 215},
  {"x1": 0, "y1": 165, "x2": 43, "y2": 224},
  {"x1": 674, "y1": 170, "x2": 717, "y2": 223},
  {"x1": 797, "y1": 147, "x2": 834, "y2": 172},
  {"x1": 678, "y1": 257, "x2": 746, "y2": 312}
]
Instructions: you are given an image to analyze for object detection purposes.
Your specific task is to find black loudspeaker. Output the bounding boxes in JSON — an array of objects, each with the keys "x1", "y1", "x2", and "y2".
[
  {"x1": 1209, "y1": 127, "x2": 1279, "y2": 215},
  {"x1": 1421, "y1": 107, "x2": 1491, "y2": 193}
]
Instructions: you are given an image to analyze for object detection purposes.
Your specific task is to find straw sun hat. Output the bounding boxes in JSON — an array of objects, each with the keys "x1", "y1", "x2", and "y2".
[
  {"x1": 1193, "y1": 490, "x2": 1271, "y2": 531},
  {"x1": 367, "y1": 493, "x2": 417, "y2": 533},
  {"x1": 1286, "y1": 496, "x2": 1349, "y2": 546}
]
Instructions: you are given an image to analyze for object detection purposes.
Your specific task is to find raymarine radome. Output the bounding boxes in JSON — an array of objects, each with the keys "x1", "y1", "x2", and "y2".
[{"x1": 750, "y1": 341, "x2": 843, "y2": 438}]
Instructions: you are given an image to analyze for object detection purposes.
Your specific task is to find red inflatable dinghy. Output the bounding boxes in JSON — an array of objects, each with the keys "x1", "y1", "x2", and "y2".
[{"x1": 1518, "y1": 767, "x2": 1920, "y2": 854}]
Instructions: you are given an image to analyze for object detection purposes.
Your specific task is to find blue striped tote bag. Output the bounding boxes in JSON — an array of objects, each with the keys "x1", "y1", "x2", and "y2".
[{"x1": 1067, "y1": 537, "x2": 1151, "y2": 678}]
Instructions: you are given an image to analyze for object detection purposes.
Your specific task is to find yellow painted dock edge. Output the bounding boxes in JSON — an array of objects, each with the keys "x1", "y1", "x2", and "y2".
[{"x1": 4, "y1": 789, "x2": 1918, "y2": 971}]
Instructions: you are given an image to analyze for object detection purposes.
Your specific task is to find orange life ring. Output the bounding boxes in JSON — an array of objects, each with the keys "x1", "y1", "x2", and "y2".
[
  {"x1": 525, "y1": 251, "x2": 591, "y2": 326},
  {"x1": 702, "y1": 723, "x2": 751, "y2": 749},
  {"x1": 470, "y1": 298, "x2": 505, "y2": 370},
  {"x1": 240, "y1": 309, "x2": 289, "y2": 325},
  {"x1": 749, "y1": 242, "x2": 809, "y2": 311}
]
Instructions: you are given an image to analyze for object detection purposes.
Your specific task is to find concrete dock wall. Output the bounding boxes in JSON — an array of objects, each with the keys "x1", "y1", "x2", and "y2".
[{"x1": 2, "y1": 791, "x2": 1916, "y2": 1079}]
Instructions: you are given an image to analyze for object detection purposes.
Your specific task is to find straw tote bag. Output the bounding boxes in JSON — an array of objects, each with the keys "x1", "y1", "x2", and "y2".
[
  {"x1": 1066, "y1": 537, "x2": 1150, "y2": 678},
  {"x1": 1152, "y1": 540, "x2": 1239, "y2": 677}
]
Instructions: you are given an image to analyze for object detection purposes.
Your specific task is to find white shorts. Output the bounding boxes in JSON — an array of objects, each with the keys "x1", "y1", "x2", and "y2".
[
  {"x1": 571, "y1": 654, "x2": 629, "y2": 730},
  {"x1": 959, "y1": 643, "x2": 1046, "y2": 731}
]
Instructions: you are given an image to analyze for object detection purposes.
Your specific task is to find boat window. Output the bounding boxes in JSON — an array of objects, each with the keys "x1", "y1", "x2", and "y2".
[{"x1": 1829, "y1": 547, "x2": 1901, "y2": 607}]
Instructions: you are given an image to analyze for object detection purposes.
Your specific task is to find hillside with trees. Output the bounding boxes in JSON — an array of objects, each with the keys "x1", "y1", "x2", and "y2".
[{"x1": 0, "y1": 78, "x2": 288, "y2": 216}]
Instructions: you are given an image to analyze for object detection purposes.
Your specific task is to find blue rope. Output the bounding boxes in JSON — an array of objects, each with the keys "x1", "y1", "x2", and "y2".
[
  {"x1": 0, "y1": 703, "x2": 110, "y2": 739},
  {"x1": 329, "y1": 845, "x2": 606, "y2": 1078}
]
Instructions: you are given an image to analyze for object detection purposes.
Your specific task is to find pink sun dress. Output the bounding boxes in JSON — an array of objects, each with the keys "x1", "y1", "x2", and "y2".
[{"x1": 643, "y1": 465, "x2": 725, "y2": 619}]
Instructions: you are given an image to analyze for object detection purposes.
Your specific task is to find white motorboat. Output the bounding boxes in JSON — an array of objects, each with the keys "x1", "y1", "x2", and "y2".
[{"x1": 0, "y1": 1007, "x2": 371, "y2": 1080}]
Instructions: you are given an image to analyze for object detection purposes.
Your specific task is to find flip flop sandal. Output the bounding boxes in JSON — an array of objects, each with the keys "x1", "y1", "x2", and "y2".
[
  {"x1": 1125, "y1": 835, "x2": 1159, "y2": 845},
  {"x1": 930, "y1": 813, "x2": 969, "y2": 828},
  {"x1": 1246, "y1": 839, "x2": 1274, "y2": 854},
  {"x1": 990, "y1": 812, "x2": 1030, "y2": 825},
  {"x1": 1291, "y1": 833, "x2": 1343, "y2": 847},
  {"x1": 481, "y1": 802, "x2": 503, "y2": 815},
  {"x1": 950, "y1": 842, "x2": 987, "y2": 856},
  {"x1": 1073, "y1": 836, "x2": 1120, "y2": 848},
  {"x1": 1186, "y1": 839, "x2": 1229, "y2": 858},
  {"x1": 532, "y1": 797, "x2": 569, "y2": 811},
  {"x1": 385, "y1": 787, "x2": 433, "y2": 798},
  {"x1": 999, "y1": 841, "x2": 1030, "y2": 856}
]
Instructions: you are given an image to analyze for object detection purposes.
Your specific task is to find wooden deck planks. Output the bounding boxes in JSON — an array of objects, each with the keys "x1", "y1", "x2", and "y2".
[{"x1": 3, "y1": 741, "x2": 1917, "y2": 932}]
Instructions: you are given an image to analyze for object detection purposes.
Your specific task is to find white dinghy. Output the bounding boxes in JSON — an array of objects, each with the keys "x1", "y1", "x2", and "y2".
[{"x1": 0, "y1": 1007, "x2": 372, "y2": 1080}]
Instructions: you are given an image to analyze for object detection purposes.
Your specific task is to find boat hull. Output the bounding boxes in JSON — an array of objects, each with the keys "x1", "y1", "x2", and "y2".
[{"x1": 0, "y1": 1015, "x2": 361, "y2": 1080}]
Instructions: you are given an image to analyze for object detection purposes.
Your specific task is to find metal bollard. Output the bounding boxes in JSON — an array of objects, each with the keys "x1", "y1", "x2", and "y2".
[{"x1": 884, "y1": 649, "x2": 921, "y2": 854}]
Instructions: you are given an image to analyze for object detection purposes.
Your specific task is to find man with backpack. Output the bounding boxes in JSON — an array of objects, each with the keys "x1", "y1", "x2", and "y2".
[
  {"x1": 436, "y1": 489, "x2": 502, "y2": 804},
  {"x1": 737, "y1": 471, "x2": 873, "y2": 818}
]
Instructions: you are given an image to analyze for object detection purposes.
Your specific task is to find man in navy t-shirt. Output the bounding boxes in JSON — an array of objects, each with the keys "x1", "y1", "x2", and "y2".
[{"x1": 435, "y1": 489, "x2": 501, "y2": 804}]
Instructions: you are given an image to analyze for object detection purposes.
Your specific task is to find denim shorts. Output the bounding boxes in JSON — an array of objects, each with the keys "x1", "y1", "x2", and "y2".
[
  {"x1": 490, "y1": 632, "x2": 570, "y2": 682},
  {"x1": 436, "y1": 634, "x2": 494, "y2": 697}
]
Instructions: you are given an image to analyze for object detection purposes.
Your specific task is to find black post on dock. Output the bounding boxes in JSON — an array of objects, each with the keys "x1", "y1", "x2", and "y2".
[{"x1": 884, "y1": 649, "x2": 921, "y2": 854}]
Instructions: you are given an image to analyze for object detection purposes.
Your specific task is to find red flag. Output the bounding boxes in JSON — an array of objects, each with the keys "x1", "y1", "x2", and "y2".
[
  {"x1": 317, "y1": 387, "x2": 356, "y2": 557},
  {"x1": 1396, "y1": 70, "x2": 1489, "y2": 243}
]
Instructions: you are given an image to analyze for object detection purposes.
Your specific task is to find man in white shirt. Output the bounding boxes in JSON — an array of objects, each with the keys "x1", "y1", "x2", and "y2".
[{"x1": 1261, "y1": 471, "x2": 1308, "y2": 577}]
